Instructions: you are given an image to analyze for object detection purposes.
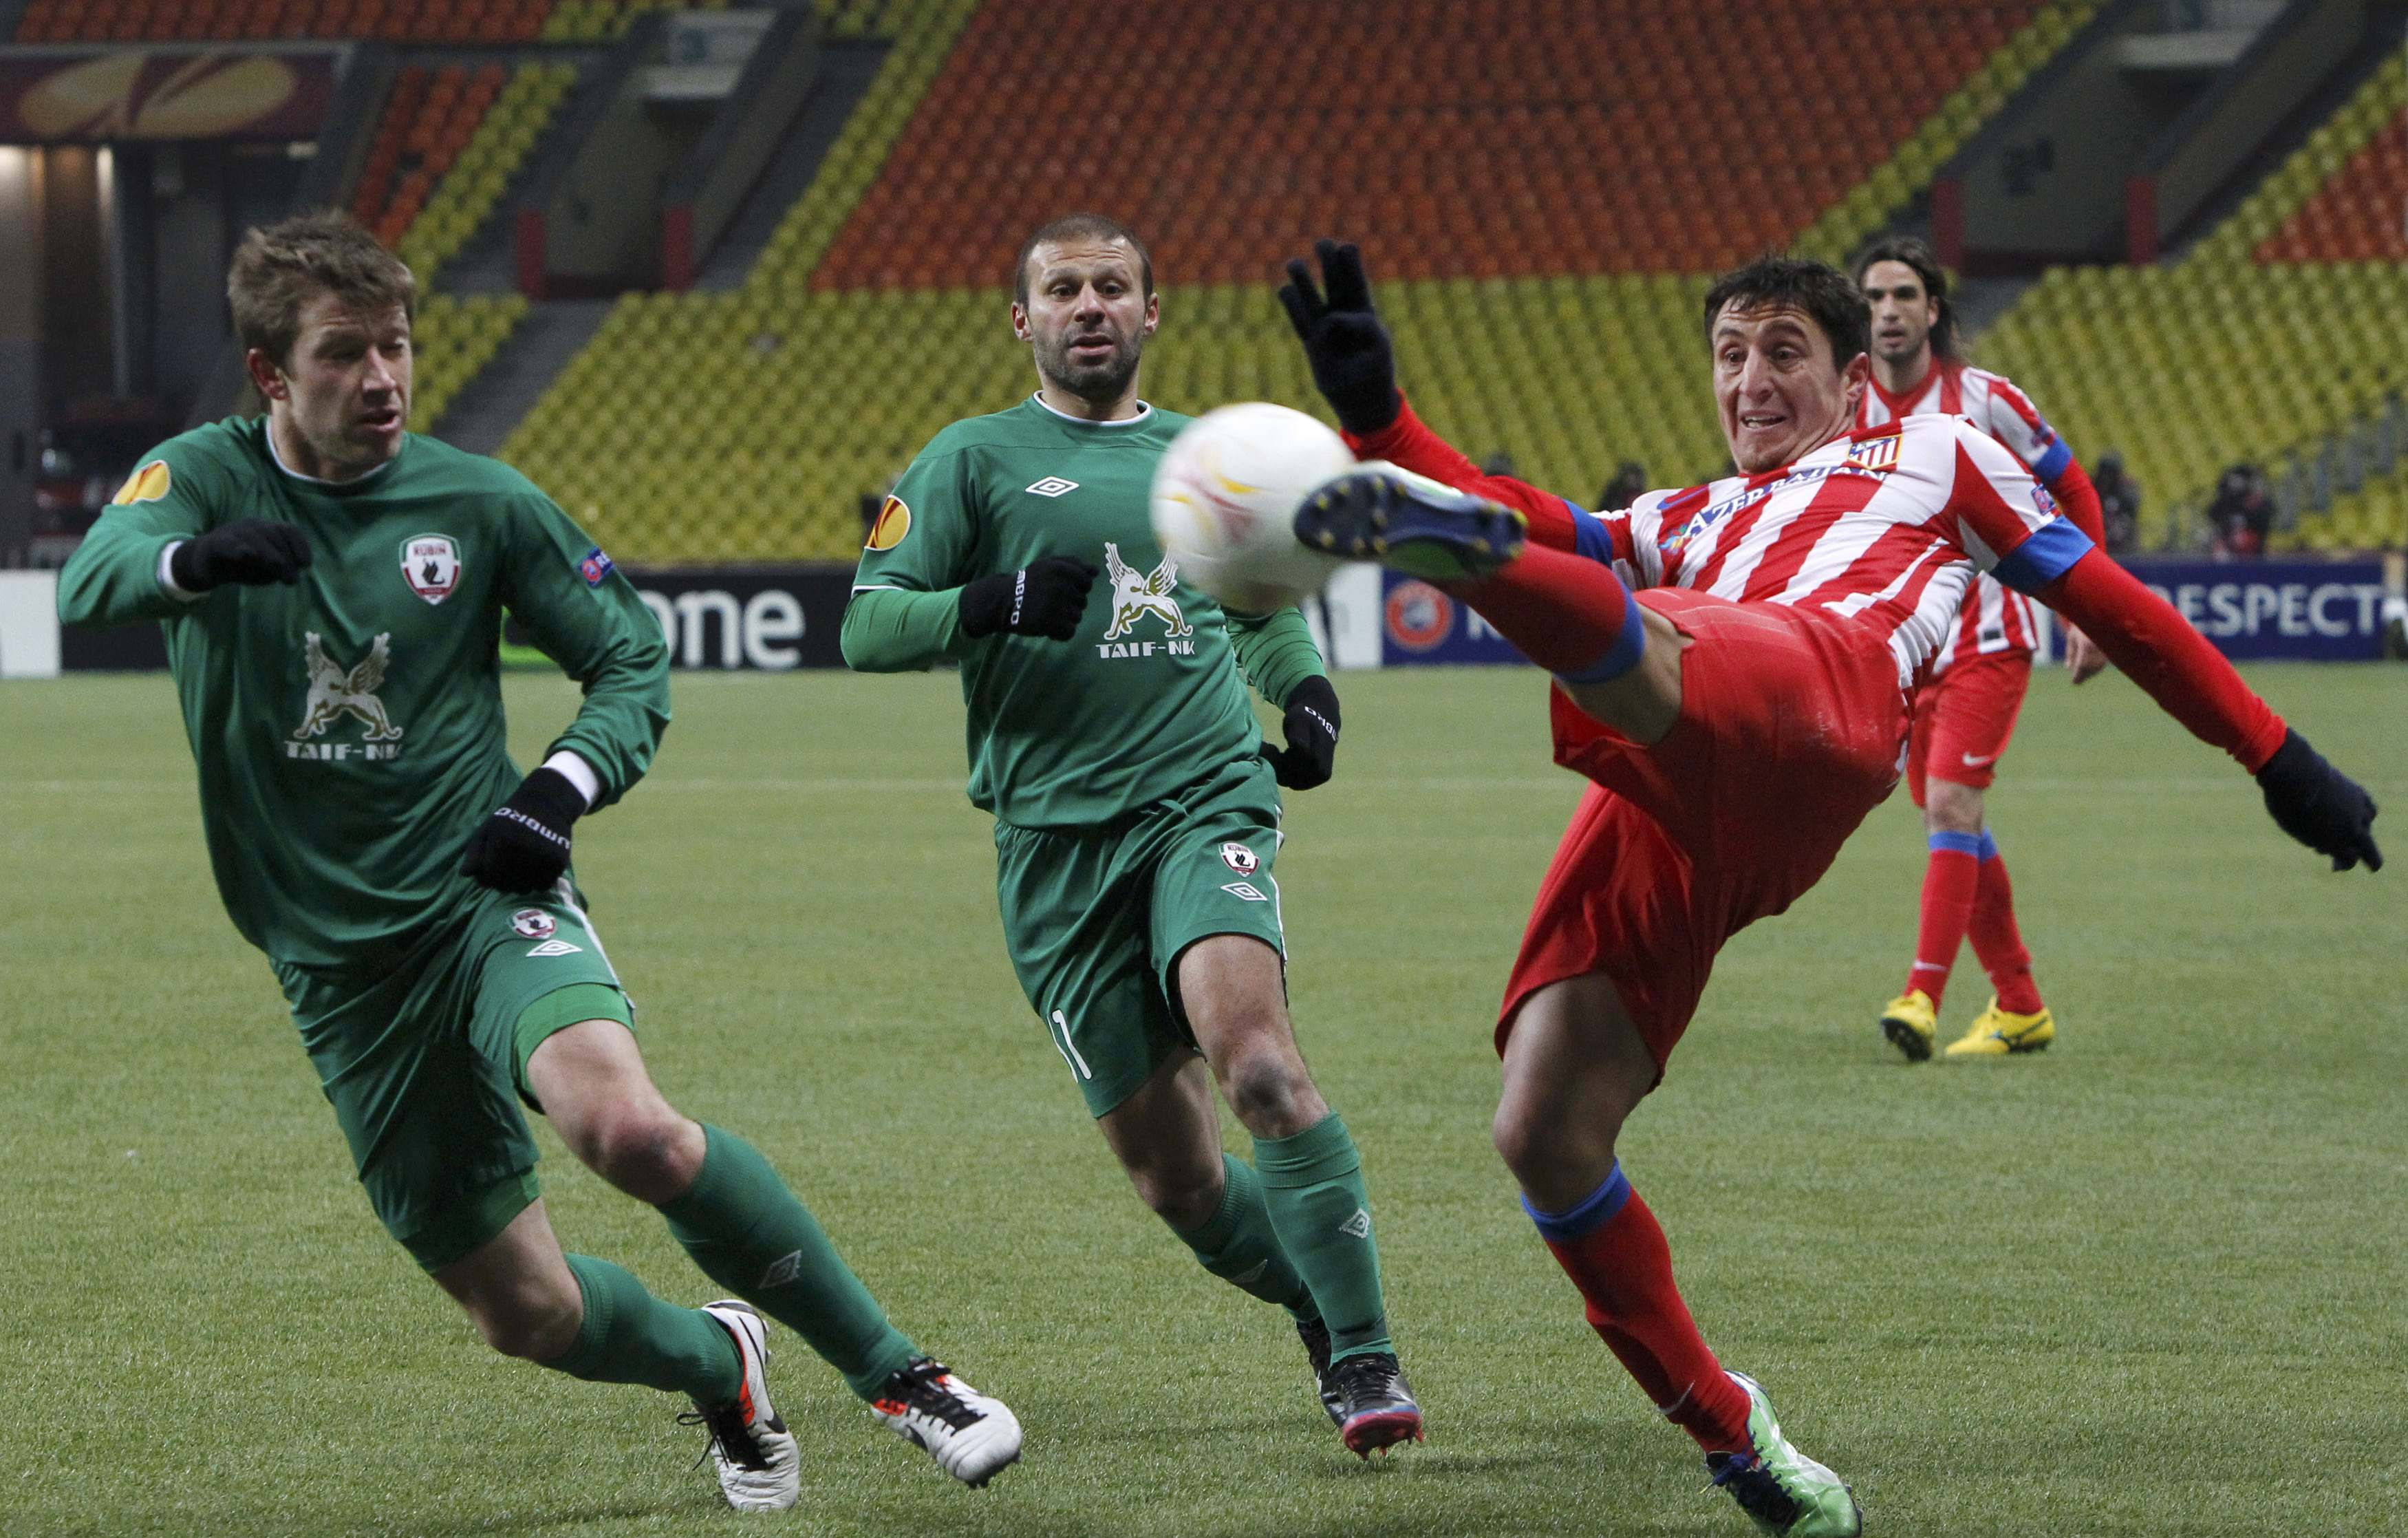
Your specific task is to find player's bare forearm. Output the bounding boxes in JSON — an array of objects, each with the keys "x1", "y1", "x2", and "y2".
[
  {"x1": 2039, "y1": 548, "x2": 2284, "y2": 769},
  {"x1": 840, "y1": 585, "x2": 963, "y2": 672},
  {"x1": 1344, "y1": 397, "x2": 1584, "y2": 551}
]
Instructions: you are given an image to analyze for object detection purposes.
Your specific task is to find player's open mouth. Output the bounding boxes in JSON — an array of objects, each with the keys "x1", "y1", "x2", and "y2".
[
  {"x1": 1739, "y1": 413, "x2": 1786, "y2": 429},
  {"x1": 361, "y1": 409, "x2": 402, "y2": 431},
  {"x1": 1068, "y1": 334, "x2": 1114, "y2": 356}
]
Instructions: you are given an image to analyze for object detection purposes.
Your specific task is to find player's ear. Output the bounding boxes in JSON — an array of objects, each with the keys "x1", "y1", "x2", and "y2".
[
  {"x1": 245, "y1": 346, "x2": 289, "y2": 403},
  {"x1": 1841, "y1": 350, "x2": 1869, "y2": 406},
  {"x1": 1010, "y1": 302, "x2": 1033, "y2": 343},
  {"x1": 1141, "y1": 291, "x2": 1160, "y2": 337}
]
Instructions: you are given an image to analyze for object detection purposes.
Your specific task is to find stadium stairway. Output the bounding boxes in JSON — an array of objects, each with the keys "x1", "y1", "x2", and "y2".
[
  {"x1": 435, "y1": 297, "x2": 614, "y2": 456},
  {"x1": 497, "y1": 0, "x2": 2100, "y2": 566}
]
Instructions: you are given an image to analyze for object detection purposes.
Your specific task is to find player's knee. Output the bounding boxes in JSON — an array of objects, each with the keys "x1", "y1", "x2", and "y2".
[
  {"x1": 1924, "y1": 782, "x2": 1984, "y2": 834},
  {"x1": 1220, "y1": 1047, "x2": 1314, "y2": 1135},
  {"x1": 1490, "y1": 1101, "x2": 1601, "y2": 1187},
  {"x1": 576, "y1": 1102, "x2": 700, "y2": 1199}
]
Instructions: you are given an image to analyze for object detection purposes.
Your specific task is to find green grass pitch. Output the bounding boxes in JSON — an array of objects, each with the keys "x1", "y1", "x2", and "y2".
[{"x1": 2, "y1": 661, "x2": 2402, "y2": 1537}]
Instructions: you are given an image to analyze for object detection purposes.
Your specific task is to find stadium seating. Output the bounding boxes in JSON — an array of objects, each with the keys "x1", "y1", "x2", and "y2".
[
  {"x1": 1980, "y1": 56, "x2": 2408, "y2": 550},
  {"x1": 503, "y1": 0, "x2": 2096, "y2": 566},
  {"x1": 409, "y1": 290, "x2": 529, "y2": 431}
]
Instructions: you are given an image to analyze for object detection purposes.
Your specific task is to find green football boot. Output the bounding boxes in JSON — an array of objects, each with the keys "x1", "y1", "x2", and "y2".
[{"x1": 1703, "y1": 1371, "x2": 1861, "y2": 1537}]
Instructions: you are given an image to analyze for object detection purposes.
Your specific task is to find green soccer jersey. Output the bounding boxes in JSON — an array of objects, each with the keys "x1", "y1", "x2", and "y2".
[
  {"x1": 56, "y1": 417, "x2": 669, "y2": 970},
  {"x1": 843, "y1": 396, "x2": 1325, "y2": 829}
]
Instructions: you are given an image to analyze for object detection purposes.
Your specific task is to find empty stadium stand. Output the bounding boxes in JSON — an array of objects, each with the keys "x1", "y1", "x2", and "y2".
[{"x1": 502, "y1": 0, "x2": 2100, "y2": 566}]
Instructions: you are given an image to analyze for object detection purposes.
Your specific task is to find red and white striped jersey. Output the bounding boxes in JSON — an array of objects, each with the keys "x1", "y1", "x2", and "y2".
[
  {"x1": 1856, "y1": 358, "x2": 2074, "y2": 671},
  {"x1": 1573, "y1": 413, "x2": 2085, "y2": 692}
]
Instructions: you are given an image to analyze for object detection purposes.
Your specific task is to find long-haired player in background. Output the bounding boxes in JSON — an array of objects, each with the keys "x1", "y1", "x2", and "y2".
[{"x1": 1854, "y1": 237, "x2": 2107, "y2": 1062}]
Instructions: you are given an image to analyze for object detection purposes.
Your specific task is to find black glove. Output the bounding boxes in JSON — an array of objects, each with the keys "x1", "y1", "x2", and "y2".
[
  {"x1": 2255, "y1": 729, "x2": 2382, "y2": 872},
  {"x1": 959, "y1": 556, "x2": 1099, "y2": 641},
  {"x1": 1278, "y1": 239, "x2": 1402, "y2": 436},
  {"x1": 458, "y1": 767, "x2": 585, "y2": 892},
  {"x1": 169, "y1": 518, "x2": 314, "y2": 591},
  {"x1": 1260, "y1": 674, "x2": 1341, "y2": 791}
]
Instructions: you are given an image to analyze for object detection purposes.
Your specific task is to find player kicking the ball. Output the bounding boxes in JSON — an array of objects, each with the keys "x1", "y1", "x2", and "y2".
[
  {"x1": 842, "y1": 214, "x2": 1421, "y2": 1456},
  {"x1": 1278, "y1": 242, "x2": 2379, "y2": 1535},
  {"x1": 56, "y1": 213, "x2": 1018, "y2": 1514},
  {"x1": 1856, "y1": 237, "x2": 2109, "y2": 1061}
]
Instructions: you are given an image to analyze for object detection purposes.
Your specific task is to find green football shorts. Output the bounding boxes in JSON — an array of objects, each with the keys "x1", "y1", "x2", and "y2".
[
  {"x1": 272, "y1": 879, "x2": 634, "y2": 1272},
  {"x1": 994, "y1": 756, "x2": 1289, "y2": 1118}
]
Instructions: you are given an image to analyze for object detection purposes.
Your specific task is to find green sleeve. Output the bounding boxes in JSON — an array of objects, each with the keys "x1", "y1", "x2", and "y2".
[
  {"x1": 1226, "y1": 604, "x2": 1328, "y2": 707},
  {"x1": 55, "y1": 443, "x2": 225, "y2": 627},
  {"x1": 840, "y1": 586, "x2": 963, "y2": 672},
  {"x1": 499, "y1": 495, "x2": 671, "y2": 811},
  {"x1": 843, "y1": 438, "x2": 981, "y2": 673}
]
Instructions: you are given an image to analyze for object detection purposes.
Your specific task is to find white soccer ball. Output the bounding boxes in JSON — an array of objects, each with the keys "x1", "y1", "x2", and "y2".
[{"x1": 1150, "y1": 401, "x2": 1353, "y2": 613}]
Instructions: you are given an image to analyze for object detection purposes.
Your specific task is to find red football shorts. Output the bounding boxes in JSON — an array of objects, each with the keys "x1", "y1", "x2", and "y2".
[
  {"x1": 1904, "y1": 650, "x2": 2032, "y2": 802},
  {"x1": 1498, "y1": 588, "x2": 1910, "y2": 1074}
]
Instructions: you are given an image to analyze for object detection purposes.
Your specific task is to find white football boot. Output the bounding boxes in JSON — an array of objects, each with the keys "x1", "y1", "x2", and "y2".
[
  {"x1": 682, "y1": 1301, "x2": 802, "y2": 1511},
  {"x1": 870, "y1": 1358, "x2": 1022, "y2": 1487}
]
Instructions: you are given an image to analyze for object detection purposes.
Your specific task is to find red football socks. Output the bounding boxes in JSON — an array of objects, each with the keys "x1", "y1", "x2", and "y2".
[
  {"x1": 1969, "y1": 843, "x2": 2045, "y2": 1014},
  {"x1": 1457, "y1": 544, "x2": 1644, "y2": 681},
  {"x1": 1533, "y1": 1177, "x2": 1751, "y2": 1454},
  {"x1": 1906, "y1": 831, "x2": 1984, "y2": 1007}
]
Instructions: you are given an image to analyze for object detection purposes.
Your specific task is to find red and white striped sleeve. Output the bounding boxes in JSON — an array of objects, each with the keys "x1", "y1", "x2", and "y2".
[{"x1": 1939, "y1": 418, "x2": 2094, "y2": 593}]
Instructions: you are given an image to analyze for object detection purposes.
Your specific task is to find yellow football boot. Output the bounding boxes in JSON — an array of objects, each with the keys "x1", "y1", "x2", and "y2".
[
  {"x1": 1944, "y1": 998, "x2": 2055, "y2": 1058},
  {"x1": 1877, "y1": 990, "x2": 1937, "y2": 1062}
]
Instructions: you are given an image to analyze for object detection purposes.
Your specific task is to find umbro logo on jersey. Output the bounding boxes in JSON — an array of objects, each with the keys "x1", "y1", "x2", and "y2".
[
  {"x1": 526, "y1": 939, "x2": 583, "y2": 957},
  {"x1": 1026, "y1": 476, "x2": 1079, "y2": 498},
  {"x1": 1337, "y1": 1208, "x2": 1372, "y2": 1240},
  {"x1": 1221, "y1": 881, "x2": 1269, "y2": 902}
]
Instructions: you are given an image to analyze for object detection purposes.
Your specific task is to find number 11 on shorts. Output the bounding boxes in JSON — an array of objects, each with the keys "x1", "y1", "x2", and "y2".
[{"x1": 1049, "y1": 1009, "x2": 1093, "y2": 1081}]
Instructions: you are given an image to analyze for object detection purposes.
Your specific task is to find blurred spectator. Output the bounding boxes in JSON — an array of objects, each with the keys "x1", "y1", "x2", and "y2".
[
  {"x1": 1599, "y1": 460, "x2": 1648, "y2": 511},
  {"x1": 1479, "y1": 449, "x2": 1518, "y2": 478},
  {"x1": 859, "y1": 491, "x2": 884, "y2": 543},
  {"x1": 2093, "y1": 451, "x2": 2141, "y2": 554},
  {"x1": 2206, "y1": 463, "x2": 2274, "y2": 559}
]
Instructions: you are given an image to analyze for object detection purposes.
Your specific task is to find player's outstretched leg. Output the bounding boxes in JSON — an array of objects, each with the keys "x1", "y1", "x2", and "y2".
[
  {"x1": 1497, "y1": 974, "x2": 1859, "y2": 1532},
  {"x1": 1178, "y1": 936, "x2": 1421, "y2": 1456},
  {"x1": 529, "y1": 1020, "x2": 1022, "y2": 1488},
  {"x1": 433, "y1": 1204, "x2": 798, "y2": 1512},
  {"x1": 1298, "y1": 469, "x2": 1681, "y2": 745},
  {"x1": 1949, "y1": 830, "x2": 2056, "y2": 1058},
  {"x1": 1098, "y1": 1056, "x2": 1340, "y2": 1423}
]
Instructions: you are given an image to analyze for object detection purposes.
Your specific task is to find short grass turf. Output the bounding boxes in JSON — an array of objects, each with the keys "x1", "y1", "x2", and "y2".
[{"x1": 2, "y1": 661, "x2": 2402, "y2": 1538}]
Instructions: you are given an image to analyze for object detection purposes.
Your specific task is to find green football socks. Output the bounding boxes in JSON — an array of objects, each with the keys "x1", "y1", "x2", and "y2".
[
  {"x1": 1174, "y1": 1153, "x2": 1316, "y2": 1316},
  {"x1": 552, "y1": 1252, "x2": 742, "y2": 1405},
  {"x1": 659, "y1": 1124, "x2": 918, "y2": 1400},
  {"x1": 1254, "y1": 1111, "x2": 1393, "y2": 1360}
]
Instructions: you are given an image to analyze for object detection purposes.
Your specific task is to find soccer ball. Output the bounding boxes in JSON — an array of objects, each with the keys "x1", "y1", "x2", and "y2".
[{"x1": 1150, "y1": 402, "x2": 1353, "y2": 613}]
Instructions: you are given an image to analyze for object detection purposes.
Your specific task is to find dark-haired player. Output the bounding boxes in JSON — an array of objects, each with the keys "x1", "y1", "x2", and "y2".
[
  {"x1": 842, "y1": 214, "x2": 1420, "y2": 1455},
  {"x1": 1856, "y1": 237, "x2": 2103, "y2": 1060},
  {"x1": 56, "y1": 212, "x2": 1019, "y2": 1514},
  {"x1": 1279, "y1": 242, "x2": 2379, "y2": 1536}
]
